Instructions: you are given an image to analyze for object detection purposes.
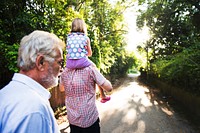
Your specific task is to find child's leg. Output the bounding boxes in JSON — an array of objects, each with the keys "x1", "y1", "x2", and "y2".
[
  {"x1": 66, "y1": 58, "x2": 91, "y2": 69},
  {"x1": 97, "y1": 84, "x2": 106, "y2": 98},
  {"x1": 96, "y1": 84, "x2": 110, "y2": 103}
]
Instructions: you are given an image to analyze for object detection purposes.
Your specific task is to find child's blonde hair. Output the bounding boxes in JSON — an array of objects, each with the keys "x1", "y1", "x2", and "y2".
[{"x1": 71, "y1": 18, "x2": 87, "y2": 34}]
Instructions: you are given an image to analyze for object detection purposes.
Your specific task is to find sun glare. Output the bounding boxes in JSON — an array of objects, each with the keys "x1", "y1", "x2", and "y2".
[
  {"x1": 124, "y1": 7, "x2": 150, "y2": 52},
  {"x1": 108, "y1": 0, "x2": 150, "y2": 52}
]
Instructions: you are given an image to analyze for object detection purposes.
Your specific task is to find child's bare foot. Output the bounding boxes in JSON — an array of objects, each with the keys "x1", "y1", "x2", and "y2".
[{"x1": 100, "y1": 96, "x2": 111, "y2": 103}]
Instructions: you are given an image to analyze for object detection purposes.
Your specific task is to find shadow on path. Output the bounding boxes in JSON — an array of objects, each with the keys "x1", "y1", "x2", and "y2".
[
  {"x1": 59, "y1": 74, "x2": 198, "y2": 133},
  {"x1": 97, "y1": 74, "x2": 197, "y2": 133}
]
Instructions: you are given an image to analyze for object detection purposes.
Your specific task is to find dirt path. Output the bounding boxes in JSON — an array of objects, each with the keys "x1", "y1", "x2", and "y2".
[{"x1": 59, "y1": 74, "x2": 198, "y2": 133}]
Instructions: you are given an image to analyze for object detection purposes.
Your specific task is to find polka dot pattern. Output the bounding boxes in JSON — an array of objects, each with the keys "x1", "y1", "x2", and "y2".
[{"x1": 67, "y1": 32, "x2": 88, "y2": 59}]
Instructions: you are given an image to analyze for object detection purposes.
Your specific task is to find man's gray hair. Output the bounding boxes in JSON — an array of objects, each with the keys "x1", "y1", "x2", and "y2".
[{"x1": 17, "y1": 30, "x2": 65, "y2": 71}]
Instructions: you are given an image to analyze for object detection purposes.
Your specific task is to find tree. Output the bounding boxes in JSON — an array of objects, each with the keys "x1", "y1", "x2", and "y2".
[
  {"x1": 0, "y1": 0, "x2": 138, "y2": 88},
  {"x1": 136, "y1": 0, "x2": 200, "y2": 93}
]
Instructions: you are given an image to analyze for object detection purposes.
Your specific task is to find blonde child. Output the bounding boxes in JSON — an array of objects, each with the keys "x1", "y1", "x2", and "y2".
[{"x1": 66, "y1": 18, "x2": 110, "y2": 103}]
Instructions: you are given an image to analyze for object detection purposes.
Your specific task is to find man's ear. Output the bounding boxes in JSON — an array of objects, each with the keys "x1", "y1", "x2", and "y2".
[{"x1": 36, "y1": 55, "x2": 45, "y2": 71}]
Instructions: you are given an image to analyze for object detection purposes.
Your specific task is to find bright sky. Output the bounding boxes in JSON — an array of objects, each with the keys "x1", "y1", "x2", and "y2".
[
  {"x1": 121, "y1": 2, "x2": 150, "y2": 68},
  {"x1": 108, "y1": 0, "x2": 150, "y2": 52},
  {"x1": 124, "y1": 7, "x2": 150, "y2": 52}
]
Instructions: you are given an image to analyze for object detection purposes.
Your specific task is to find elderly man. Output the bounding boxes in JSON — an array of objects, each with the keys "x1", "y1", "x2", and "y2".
[{"x1": 0, "y1": 30, "x2": 65, "y2": 133}]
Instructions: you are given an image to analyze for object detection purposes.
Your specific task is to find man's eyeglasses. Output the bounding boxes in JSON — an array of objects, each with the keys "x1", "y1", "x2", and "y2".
[
  {"x1": 45, "y1": 55, "x2": 64, "y2": 68},
  {"x1": 57, "y1": 60, "x2": 64, "y2": 68}
]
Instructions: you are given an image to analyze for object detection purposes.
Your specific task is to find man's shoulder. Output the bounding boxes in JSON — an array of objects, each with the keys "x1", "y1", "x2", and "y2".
[
  {"x1": 83, "y1": 66, "x2": 96, "y2": 72},
  {"x1": 64, "y1": 66, "x2": 96, "y2": 73},
  {"x1": 76, "y1": 66, "x2": 97, "y2": 75}
]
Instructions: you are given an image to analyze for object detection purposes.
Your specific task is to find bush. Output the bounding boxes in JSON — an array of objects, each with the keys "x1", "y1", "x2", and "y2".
[
  {"x1": 0, "y1": 42, "x2": 19, "y2": 88},
  {"x1": 151, "y1": 44, "x2": 200, "y2": 95}
]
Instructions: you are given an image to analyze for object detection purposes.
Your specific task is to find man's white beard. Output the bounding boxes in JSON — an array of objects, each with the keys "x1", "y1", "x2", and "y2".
[{"x1": 41, "y1": 65, "x2": 59, "y2": 89}]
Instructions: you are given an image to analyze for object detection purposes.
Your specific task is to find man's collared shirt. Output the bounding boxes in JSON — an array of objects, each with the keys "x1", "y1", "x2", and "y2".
[
  {"x1": 0, "y1": 73, "x2": 60, "y2": 133},
  {"x1": 61, "y1": 66, "x2": 106, "y2": 128}
]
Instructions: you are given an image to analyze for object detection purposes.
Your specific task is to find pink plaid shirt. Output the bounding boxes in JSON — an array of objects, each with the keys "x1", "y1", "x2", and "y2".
[{"x1": 61, "y1": 66, "x2": 106, "y2": 128}]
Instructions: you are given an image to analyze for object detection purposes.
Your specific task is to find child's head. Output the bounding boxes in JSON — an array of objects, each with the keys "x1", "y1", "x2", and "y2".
[{"x1": 71, "y1": 18, "x2": 87, "y2": 34}]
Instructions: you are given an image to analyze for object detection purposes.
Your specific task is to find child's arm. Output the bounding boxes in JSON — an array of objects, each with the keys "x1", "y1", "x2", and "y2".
[{"x1": 86, "y1": 37, "x2": 92, "y2": 57}]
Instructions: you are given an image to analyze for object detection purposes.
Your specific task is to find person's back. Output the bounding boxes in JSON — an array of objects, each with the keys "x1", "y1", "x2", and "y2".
[
  {"x1": 66, "y1": 18, "x2": 111, "y2": 103},
  {"x1": 60, "y1": 66, "x2": 112, "y2": 133},
  {"x1": 67, "y1": 32, "x2": 88, "y2": 59},
  {"x1": 66, "y1": 18, "x2": 92, "y2": 69}
]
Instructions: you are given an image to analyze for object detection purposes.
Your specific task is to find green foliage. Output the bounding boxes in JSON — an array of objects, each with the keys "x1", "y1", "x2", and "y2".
[
  {"x1": 0, "y1": 0, "x2": 138, "y2": 87},
  {"x1": 137, "y1": 0, "x2": 200, "y2": 58},
  {"x1": 0, "y1": 42, "x2": 19, "y2": 88},
  {"x1": 151, "y1": 42, "x2": 200, "y2": 94},
  {"x1": 110, "y1": 51, "x2": 137, "y2": 80},
  {"x1": 0, "y1": 43, "x2": 19, "y2": 72},
  {"x1": 137, "y1": 0, "x2": 200, "y2": 94},
  {"x1": 5, "y1": 44, "x2": 19, "y2": 72}
]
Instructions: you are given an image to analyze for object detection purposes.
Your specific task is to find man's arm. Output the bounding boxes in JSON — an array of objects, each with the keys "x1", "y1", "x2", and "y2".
[
  {"x1": 100, "y1": 79, "x2": 113, "y2": 92},
  {"x1": 91, "y1": 66, "x2": 113, "y2": 92}
]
